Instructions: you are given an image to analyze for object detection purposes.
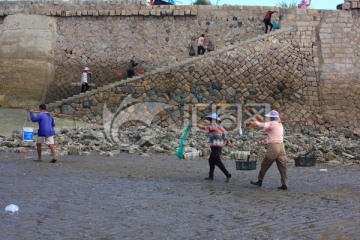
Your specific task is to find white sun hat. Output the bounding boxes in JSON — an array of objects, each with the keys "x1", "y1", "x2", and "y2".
[
  {"x1": 205, "y1": 113, "x2": 221, "y2": 122},
  {"x1": 84, "y1": 67, "x2": 90, "y2": 71},
  {"x1": 265, "y1": 110, "x2": 280, "y2": 119}
]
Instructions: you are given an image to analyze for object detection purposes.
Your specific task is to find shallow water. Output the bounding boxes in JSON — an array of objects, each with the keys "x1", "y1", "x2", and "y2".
[{"x1": 0, "y1": 152, "x2": 359, "y2": 239}]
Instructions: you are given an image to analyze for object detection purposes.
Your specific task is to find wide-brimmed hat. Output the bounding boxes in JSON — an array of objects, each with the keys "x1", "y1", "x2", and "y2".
[
  {"x1": 265, "y1": 110, "x2": 280, "y2": 119},
  {"x1": 205, "y1": 113, "x2": 221, "y2": 122},
  {"x1": 84, "y1": 67, "x2": 90, "y2": 71}
]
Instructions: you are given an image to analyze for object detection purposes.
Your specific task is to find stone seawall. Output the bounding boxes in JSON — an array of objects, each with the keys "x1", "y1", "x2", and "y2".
[
  {"x1": 49, "y1": 29, "x2": 321, "y2": 130},
  {"x1": 0, "y1": 14, "x2": 56, "y2": 107},
  {"x1": 47, "y1": 5, "x2": 273, "y2": 103},
  {"x1": 0, "y1": 2, "x2": 360, "y2": 130}
]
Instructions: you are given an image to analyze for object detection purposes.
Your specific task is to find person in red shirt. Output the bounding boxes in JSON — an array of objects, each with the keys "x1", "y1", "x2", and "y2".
[
  {"x1": 247, "y1": 110, "x2": 289, "y2": 190},
  {"x1": 197, "y1": 113, "x2": 234, "y2": 182},
  {"x1": 263, "y1": 10, "x2": 278, "y2": 34}
]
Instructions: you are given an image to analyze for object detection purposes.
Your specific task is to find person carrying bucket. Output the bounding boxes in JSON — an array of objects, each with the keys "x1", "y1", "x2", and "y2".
[
  {"x1": 247, "y1": 110, "x2": 288, "y2": 190},
  {"x1": 29, "y1": 104, "x2": 57, "y2": 163},
  {"x1": 196, "y1": 113, "x2": 234, "y2": 182},
  {"x1": 263, "y1": 10, "x2": 277, "y2": 34}
]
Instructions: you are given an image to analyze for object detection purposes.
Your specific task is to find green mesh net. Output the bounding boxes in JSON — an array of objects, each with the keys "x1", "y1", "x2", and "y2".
[{"x1": 175, "y1": 124, "x2": 193, "y2": 159}]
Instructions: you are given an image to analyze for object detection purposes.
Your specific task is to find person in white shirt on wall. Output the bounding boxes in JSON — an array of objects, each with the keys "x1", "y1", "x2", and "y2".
[
  {"x1": 81, "y1": 67, "x2": 91, "y2": 93},
  {"x1": 197, "y1": 33, "x2": 207, "y2": 55}
]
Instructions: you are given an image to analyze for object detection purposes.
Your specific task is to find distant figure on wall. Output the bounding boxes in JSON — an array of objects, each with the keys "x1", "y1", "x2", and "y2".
[
  {"x1": 127, "y1": 59, "x2": 139, "y2": 78},
  {"x1": 336, "y1": 4, "x2": 343, "y2": 10},
  {"x1": 197, "y1": 33, "x2": 207, "y2": 55},
  {"x1": 263, "y1": 10, "x2": 277, "y2": 34},
  {"x1": 81, "y1": 67, "x2": 92, "y2": 93},
  {"x1": 298, "y1": 0, "x2": 311, "y2": 9}
]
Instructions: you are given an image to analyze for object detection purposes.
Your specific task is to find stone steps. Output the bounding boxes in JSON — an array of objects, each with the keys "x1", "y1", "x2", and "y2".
[{"x1": 48, "y1": 26, "x2": 293, "y2": 111}]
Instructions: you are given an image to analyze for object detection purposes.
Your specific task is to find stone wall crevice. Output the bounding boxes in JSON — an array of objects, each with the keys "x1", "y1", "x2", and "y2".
[{"x1": 314, "y1": 10, "x2": 325, "y2": 114}]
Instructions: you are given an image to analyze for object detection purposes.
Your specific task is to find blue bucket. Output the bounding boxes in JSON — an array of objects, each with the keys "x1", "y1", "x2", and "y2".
[
  {"x1": 23, "y1": 127, "x2": 34, "y2": 141},
  {"x1": 273, "y1": 23, "x2": 280, "y2": 29}
]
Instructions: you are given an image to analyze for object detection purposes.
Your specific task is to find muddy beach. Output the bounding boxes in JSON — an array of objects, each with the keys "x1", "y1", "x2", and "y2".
[{"x1": 0, "y1": 150, "x2": 359, "y2": 240}]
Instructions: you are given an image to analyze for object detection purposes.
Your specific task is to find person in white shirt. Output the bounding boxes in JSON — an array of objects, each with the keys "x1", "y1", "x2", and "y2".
[
  {"x1": 81, "y1": 67, "x2": 91, "y2": 93},
  {"x1": 197, "y1": 33, "x2": 206, "y2": 55}
]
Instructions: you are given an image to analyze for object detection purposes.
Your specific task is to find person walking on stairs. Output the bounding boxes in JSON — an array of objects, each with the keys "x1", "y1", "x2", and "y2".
[
  {"x1": 81, "y1": 67, "x2": 92, "y2": 93},
  {"x1": 197, "y1": 33, "x2": 207, "y2": 55},
  {"x1": 263, "y1": 10, "x2": 277, "y2": 34}
]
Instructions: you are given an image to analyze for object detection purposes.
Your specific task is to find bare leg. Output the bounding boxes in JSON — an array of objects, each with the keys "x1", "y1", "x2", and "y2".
[
  {"x1": 36, "y1": 143, "x2": 42, "y2": 160},
  {"x1": 49, "y1": 144, "x2": 57, "y2": 163},
  {"x1": 49, "y1": 144, "x2": 56, "y2": 158}
]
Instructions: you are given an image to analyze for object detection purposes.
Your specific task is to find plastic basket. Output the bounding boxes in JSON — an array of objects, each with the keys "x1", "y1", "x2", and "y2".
[
  {"x1": 294, "y1": 155, "x2": 316, "y2": 167},
  {"x1": 235, "y1": 160, "x2": 257, "y2": 170}
]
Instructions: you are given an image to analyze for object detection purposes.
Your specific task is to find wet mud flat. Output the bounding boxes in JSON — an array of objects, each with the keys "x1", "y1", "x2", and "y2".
[{"x1": 0, "y1": 151, "x2": 359, "y2": 240}]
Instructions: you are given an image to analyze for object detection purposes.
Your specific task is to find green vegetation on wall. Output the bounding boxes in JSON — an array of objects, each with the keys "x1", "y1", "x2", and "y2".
[
  {"x1": 276, "y1": 0, "x2": 298, "y2": 8},
  {"x1": 192, "y1": 0, "x2": 212, "y2": 5}
]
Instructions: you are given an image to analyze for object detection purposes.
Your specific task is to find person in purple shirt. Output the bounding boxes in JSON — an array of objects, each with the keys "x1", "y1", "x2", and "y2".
[{"x1": 29, "y1": 104, "x2": 57, "y2": 163}]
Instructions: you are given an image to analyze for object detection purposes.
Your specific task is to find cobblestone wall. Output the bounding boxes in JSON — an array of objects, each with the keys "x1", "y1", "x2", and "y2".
[
  {"x1": 316, "y1": 10, "x2": 360, "y2": 129},
  {"x1": 47, "y1": 6, "x2": 270, "y2": 102},
  {"x1": 0, "y1": 0, "x2": 146, "y2": 15},
  {"x1": 344, "y1": 0, "x2": 360, "y2": 9},
  {"x1": 49, "y1": 30, "x2": 322, "y2": 129}
]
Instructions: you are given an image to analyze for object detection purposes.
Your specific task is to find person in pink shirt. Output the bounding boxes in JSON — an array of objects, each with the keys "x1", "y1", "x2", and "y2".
[
  {"x1": 197, "y1": 113, "x2": 234, "y2": 182},
  {"x1": 298, "y1": 0, "x2": 310, "y2": 9},
  {"x1": 248, "y1": 110, "x2": 289, "y2": 190}
]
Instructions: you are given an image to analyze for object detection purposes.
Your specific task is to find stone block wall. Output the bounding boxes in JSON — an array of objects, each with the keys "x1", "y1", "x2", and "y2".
[
  {"x1": 49, "y1": 30, "x2": 320, "y2": 130},
  {"x1": 344, "y1": 0, "x2": 360, "y2": 9},
  {"x1": 0, "y1": 0, "x2": 146, "y2": 15},
  {"x1": 316, "y1": 10, "x2": 360, "y2": 129},
  {"x1": 1, "y1": 2, "x2": 360, "y2": 130},
  {"x1": 47, "y1": 6, "x2": 274, "y2": 102}
]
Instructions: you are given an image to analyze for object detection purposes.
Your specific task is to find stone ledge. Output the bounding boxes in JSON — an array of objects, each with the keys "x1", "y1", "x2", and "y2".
[
  {"x1": 44, "y1": 9, "x2": 196, "y2": 17},
  {"x1": 70, "y1": 83, "x2": 96, "y2": 87},
  {"x1": 0, "y1": 3, "x2": 208, "y2": 17}
]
